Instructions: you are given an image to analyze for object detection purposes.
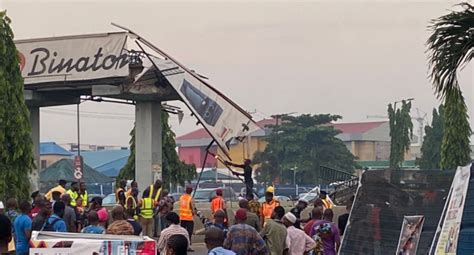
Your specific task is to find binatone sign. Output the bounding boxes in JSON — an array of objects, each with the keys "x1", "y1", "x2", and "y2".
[{"x1": 16, "y1": 32, "x2": 129, "y2": 85}]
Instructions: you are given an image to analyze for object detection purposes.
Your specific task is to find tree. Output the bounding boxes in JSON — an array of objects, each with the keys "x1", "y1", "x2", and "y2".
[
  {"x1": 0, "y1": 12, "x2": 35, "y2": 201},
  {"x1": 417, "y1": 105, "x2": 444, "y2": 170},
  {"x1": 388, "y1": 100, "x2": 413, "y2": 169},
  {"x1": 427, "y1": 3, "x2": 473, "y2": 169},
  {"x1": 253, "y1": 114, "x2": 356, "y2": 184},
  {"x1": 117, "y1": 111, "x2": 196, "y2": 188}
]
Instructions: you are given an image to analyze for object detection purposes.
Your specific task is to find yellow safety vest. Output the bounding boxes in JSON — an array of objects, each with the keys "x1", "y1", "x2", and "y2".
[
  {"x1": 125, "y1": 196, "x2": 137, "y2": 209},
  {"x1": 67, "y1": 190, "x2": 79, "y2": 206},
  {"x1": 148, "y1": 185, "x2": 162, "y2": 202},
  {"x1": 80, "y1": 191, "x2": 88, "y2": 207},
  {"x1": 141, "y1": 197, "x2": 154, "y2": 219}
]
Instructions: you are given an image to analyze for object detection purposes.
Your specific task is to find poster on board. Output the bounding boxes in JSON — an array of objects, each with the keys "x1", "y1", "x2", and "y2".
[
  {"x1": 396, "y1": 215, "x2": 425, "y2": 255},
  {"x1": 433, "y1": 163, "x2": 471, "y2": 254}
]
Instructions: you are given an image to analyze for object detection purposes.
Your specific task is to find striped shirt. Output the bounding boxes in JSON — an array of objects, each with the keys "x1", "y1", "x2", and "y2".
[
  {"x1": 157, "y1": 224, "x2": 190, "y2": 254},
  {"x1": 223, "y1": 223, "x2": 268, "y2": 255}
]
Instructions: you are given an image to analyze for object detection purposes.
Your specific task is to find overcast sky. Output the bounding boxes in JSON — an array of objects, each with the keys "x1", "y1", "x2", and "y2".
[{"x1": 2, "y1": 0, "x2": 472, "y2": 146}]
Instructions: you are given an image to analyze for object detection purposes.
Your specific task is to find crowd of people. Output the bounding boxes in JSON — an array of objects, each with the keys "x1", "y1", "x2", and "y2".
[
  {"x1": 157, "y1": 185, "x2": 349, "y2": 255},
  {"x1": 0, "y1": 177, "x2": 350, "y2": 255}
]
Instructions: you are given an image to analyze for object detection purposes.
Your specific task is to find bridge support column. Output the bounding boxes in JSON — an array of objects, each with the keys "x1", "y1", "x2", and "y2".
[
  {"x1": 29, "y1": 106, "x2": 40, "y2": 192},
  {"x1": 135, "y1": 101, "x2": 162, "y2": 193}
]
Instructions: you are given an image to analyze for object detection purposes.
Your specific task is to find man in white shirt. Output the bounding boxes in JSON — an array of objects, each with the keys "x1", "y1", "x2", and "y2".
[
  {"x1": 283, "y1": 212, "x2": 316, "y2": 255},
  {"x1": 157, "y1": 212, "x2": 190, "y2": 254}
]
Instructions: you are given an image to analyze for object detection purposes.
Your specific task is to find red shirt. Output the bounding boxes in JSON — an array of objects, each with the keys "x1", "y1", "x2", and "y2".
[{"x1": 29, "y1": 207, "x2": 41, "y2": 219}]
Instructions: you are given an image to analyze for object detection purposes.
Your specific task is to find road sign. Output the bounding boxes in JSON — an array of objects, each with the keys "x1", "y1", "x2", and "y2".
[{"x1": 74, "y1": 155, "x2": 83, "y2": 180}]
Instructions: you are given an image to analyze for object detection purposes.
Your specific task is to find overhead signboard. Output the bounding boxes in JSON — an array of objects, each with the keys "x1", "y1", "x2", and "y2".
[
  {"x1": 16, "y1": 32, "x2": 129, "y2": 85},
  {"x1": 144, "y1": 57, "x2": 260, "y2": 159}
]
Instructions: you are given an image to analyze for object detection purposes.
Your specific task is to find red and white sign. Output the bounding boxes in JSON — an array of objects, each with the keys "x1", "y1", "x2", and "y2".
[{"x1": 74, "y1": 156, "x2": 83, "y2": 180}]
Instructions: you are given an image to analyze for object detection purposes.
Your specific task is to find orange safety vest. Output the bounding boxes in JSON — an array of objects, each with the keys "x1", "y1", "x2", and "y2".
[
  {"x1": 262, "y1": 199, "x2": 280, "y2": 220},
  {"x1": 116, "y1": 188, "x2": 124, "y2": 204},
  {"x1": 322, "y1": 198, "x2": 333, "y2": 209},
  {"x1": 179, "y1": 194, "x2": 193, "y2": 221},
  {"x1": 211, "y1": 196, "x2": 224, "y2": 214}
]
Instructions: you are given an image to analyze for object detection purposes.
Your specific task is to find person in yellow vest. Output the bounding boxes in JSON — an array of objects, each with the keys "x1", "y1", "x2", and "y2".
[
  {"x1": 125, "y1": 180, "x2": 138, "y2": 199},
  {"x1": 125, "y1": 187, "x2": 139, "y2": 221},
  {"x1": 45, "y1": 180, "x2": 67, "y2": 201},
  {"x1": 66, "y1": 182, "x2": 80, "y2": 207},
  {"x1": 139, "y1": 188, "x2": 154, "y2": 237},
  {"x1": 144, "y1": 179, "x2": 162, "y2": 237},
  {"x1": 116, "y1": 180, "x2": 127, "y2": 206},
  {"x1": 79, "y1": 182, "x2": 88, "y2": 207},
  {"x1": 261, "y1": 188, "x2": 280, "y2": 227},
  {"x1": 179, "y1": 185, "x2": 196, "y2": 252},
  {"x1": 319, "y1": 191, "x2": 334, "y2": 209}
]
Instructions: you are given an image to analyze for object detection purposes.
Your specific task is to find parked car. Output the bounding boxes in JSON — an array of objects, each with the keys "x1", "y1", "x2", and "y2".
[
  {"x1": 102, "y1": 193, "x2": 116, "y2": 207},
  {"x1": 193, "y1": 187, "x2": 237, "y2": 202}
]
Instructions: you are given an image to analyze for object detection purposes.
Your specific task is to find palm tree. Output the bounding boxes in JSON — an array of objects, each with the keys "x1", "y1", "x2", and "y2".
[{"x1": 427, "y1": 3, "x2": 473, "y2": 169}]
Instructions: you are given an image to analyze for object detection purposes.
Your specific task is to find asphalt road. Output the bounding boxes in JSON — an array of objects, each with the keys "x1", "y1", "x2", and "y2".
[{"x1": 189, "y1": 243, "x2": 208, "y2": 255}]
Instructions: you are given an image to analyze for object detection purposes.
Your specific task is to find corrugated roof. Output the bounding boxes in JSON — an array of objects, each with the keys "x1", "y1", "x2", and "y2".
[
  {"x1": 331, "y1": 121, "x2": 386, "y2": 134},
  {"x1": 95, "y1": 156, "x2": 129, "y2": 177},
  {"x1": 40, "y1": 142, "x2": 73, "y2": 156},
  {"x1": 79, "y1": 150, "x2": 130, "y2": 169}
]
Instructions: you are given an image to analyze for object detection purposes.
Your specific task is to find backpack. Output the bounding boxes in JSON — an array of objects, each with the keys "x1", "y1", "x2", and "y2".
[{"x1": 41, "y1": 217, "x2": 62, "y2": 232}]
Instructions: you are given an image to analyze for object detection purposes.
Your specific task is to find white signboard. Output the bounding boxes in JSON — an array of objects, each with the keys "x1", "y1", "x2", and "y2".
[
  {"x1": 146, "y1": 57, "x2": 260, "y2": 159},
  {"x1": 16, "y1": 32, "x2": 129, "y2": 84},
  {"x1": 434, "y1": 163, "x2": 471, "y2": 254}
]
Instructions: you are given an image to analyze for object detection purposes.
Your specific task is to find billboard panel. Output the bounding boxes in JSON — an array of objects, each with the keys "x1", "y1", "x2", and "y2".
[{"x1": 16, "y1": 32, "x2": 129, "y2": 85}]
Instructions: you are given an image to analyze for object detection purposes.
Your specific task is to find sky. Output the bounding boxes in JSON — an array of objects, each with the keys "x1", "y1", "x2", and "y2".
[{"x1": 2, "y1": 0, "x2": 473, "y2": 147}]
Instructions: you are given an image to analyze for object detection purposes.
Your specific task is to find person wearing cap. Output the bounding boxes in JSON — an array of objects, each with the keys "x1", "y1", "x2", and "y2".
[
  {"x1": 225, "y1": 159, "x2": 254, "y2": 197},
  {"x1": 223, "y1": 208, "x2": 267, "y2": 255},
  {"x1": 66, "y1": 182, "x2": 80, "y2": 207},
  {"x1": 239, "y1": 199, "x2": 260, "y2": 232},
  {"x1": 211, "y1": 189, "x2": 228, "y2": 225},
  {"x1": 282, "y1": 212, "x2": 316, "y2": 255},
  {"x1": 260, "y1": 206, "x2": 288, "y2": 255},
  {"x1": 261, "y1": 191, "x2": 280, "y2": 227},
  {"x1": 319, "y1": 191, "x2": 333, "y2": 209},
  {"x1": 45, "y1": 179, "x2": 67, "y2": 201},
  {"x1": 309, "y1": 209, "x2": 340, "y2": 255},
  {"x1": 289, "y1": 198, "x2": 309, "y2": 229},
  {"x1": 179, "y1": 185, "x2": 196, "y2": 251}
]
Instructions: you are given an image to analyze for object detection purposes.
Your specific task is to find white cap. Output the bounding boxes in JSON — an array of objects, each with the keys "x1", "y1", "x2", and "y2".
[
  {"x1": 0, "y1": 201, "x2": 4, "y2": 209},
  {"x1": 284, "y1": 212, "x2": 297, "y2": 223}
]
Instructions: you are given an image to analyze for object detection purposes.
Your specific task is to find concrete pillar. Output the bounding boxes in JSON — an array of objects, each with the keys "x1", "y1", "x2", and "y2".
[
  {"x1": 135, "y1": 101, "x2": 162, "y2": 193},
  {"x1": 29, "y1": 106, "x2": 40, "y2": 192}
]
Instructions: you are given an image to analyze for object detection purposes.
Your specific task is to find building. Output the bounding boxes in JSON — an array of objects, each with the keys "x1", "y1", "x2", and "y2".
[
  {"x1": 176, "y1": 119, "x2": 276, "y2": 168},
  {"x1": 40, "y1": 142, "x2": 73, "y2": 169},
  {"x1": 331, "y1": 121, "x2": 391, "y2": 161}
]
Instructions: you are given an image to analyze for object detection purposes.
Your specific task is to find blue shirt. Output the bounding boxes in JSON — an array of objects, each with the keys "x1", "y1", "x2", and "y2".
[
  {"x1": 45, "y1": 214, "x2": 67, "y2": 232},
  {"x1": 81, "y1": 225, "x2": 105, "y2": 234},
  {"x1": 14, "y1": 214, "x2": 32, "y2": 253},
  {"x1": 209, "y1": 247, "x2": 237, "y2": 255}
]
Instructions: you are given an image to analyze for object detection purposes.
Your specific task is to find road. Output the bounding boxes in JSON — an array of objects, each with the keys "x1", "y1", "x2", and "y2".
[{"x1": 189, "y1": 243, "x2": 208, "y2": 254}]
